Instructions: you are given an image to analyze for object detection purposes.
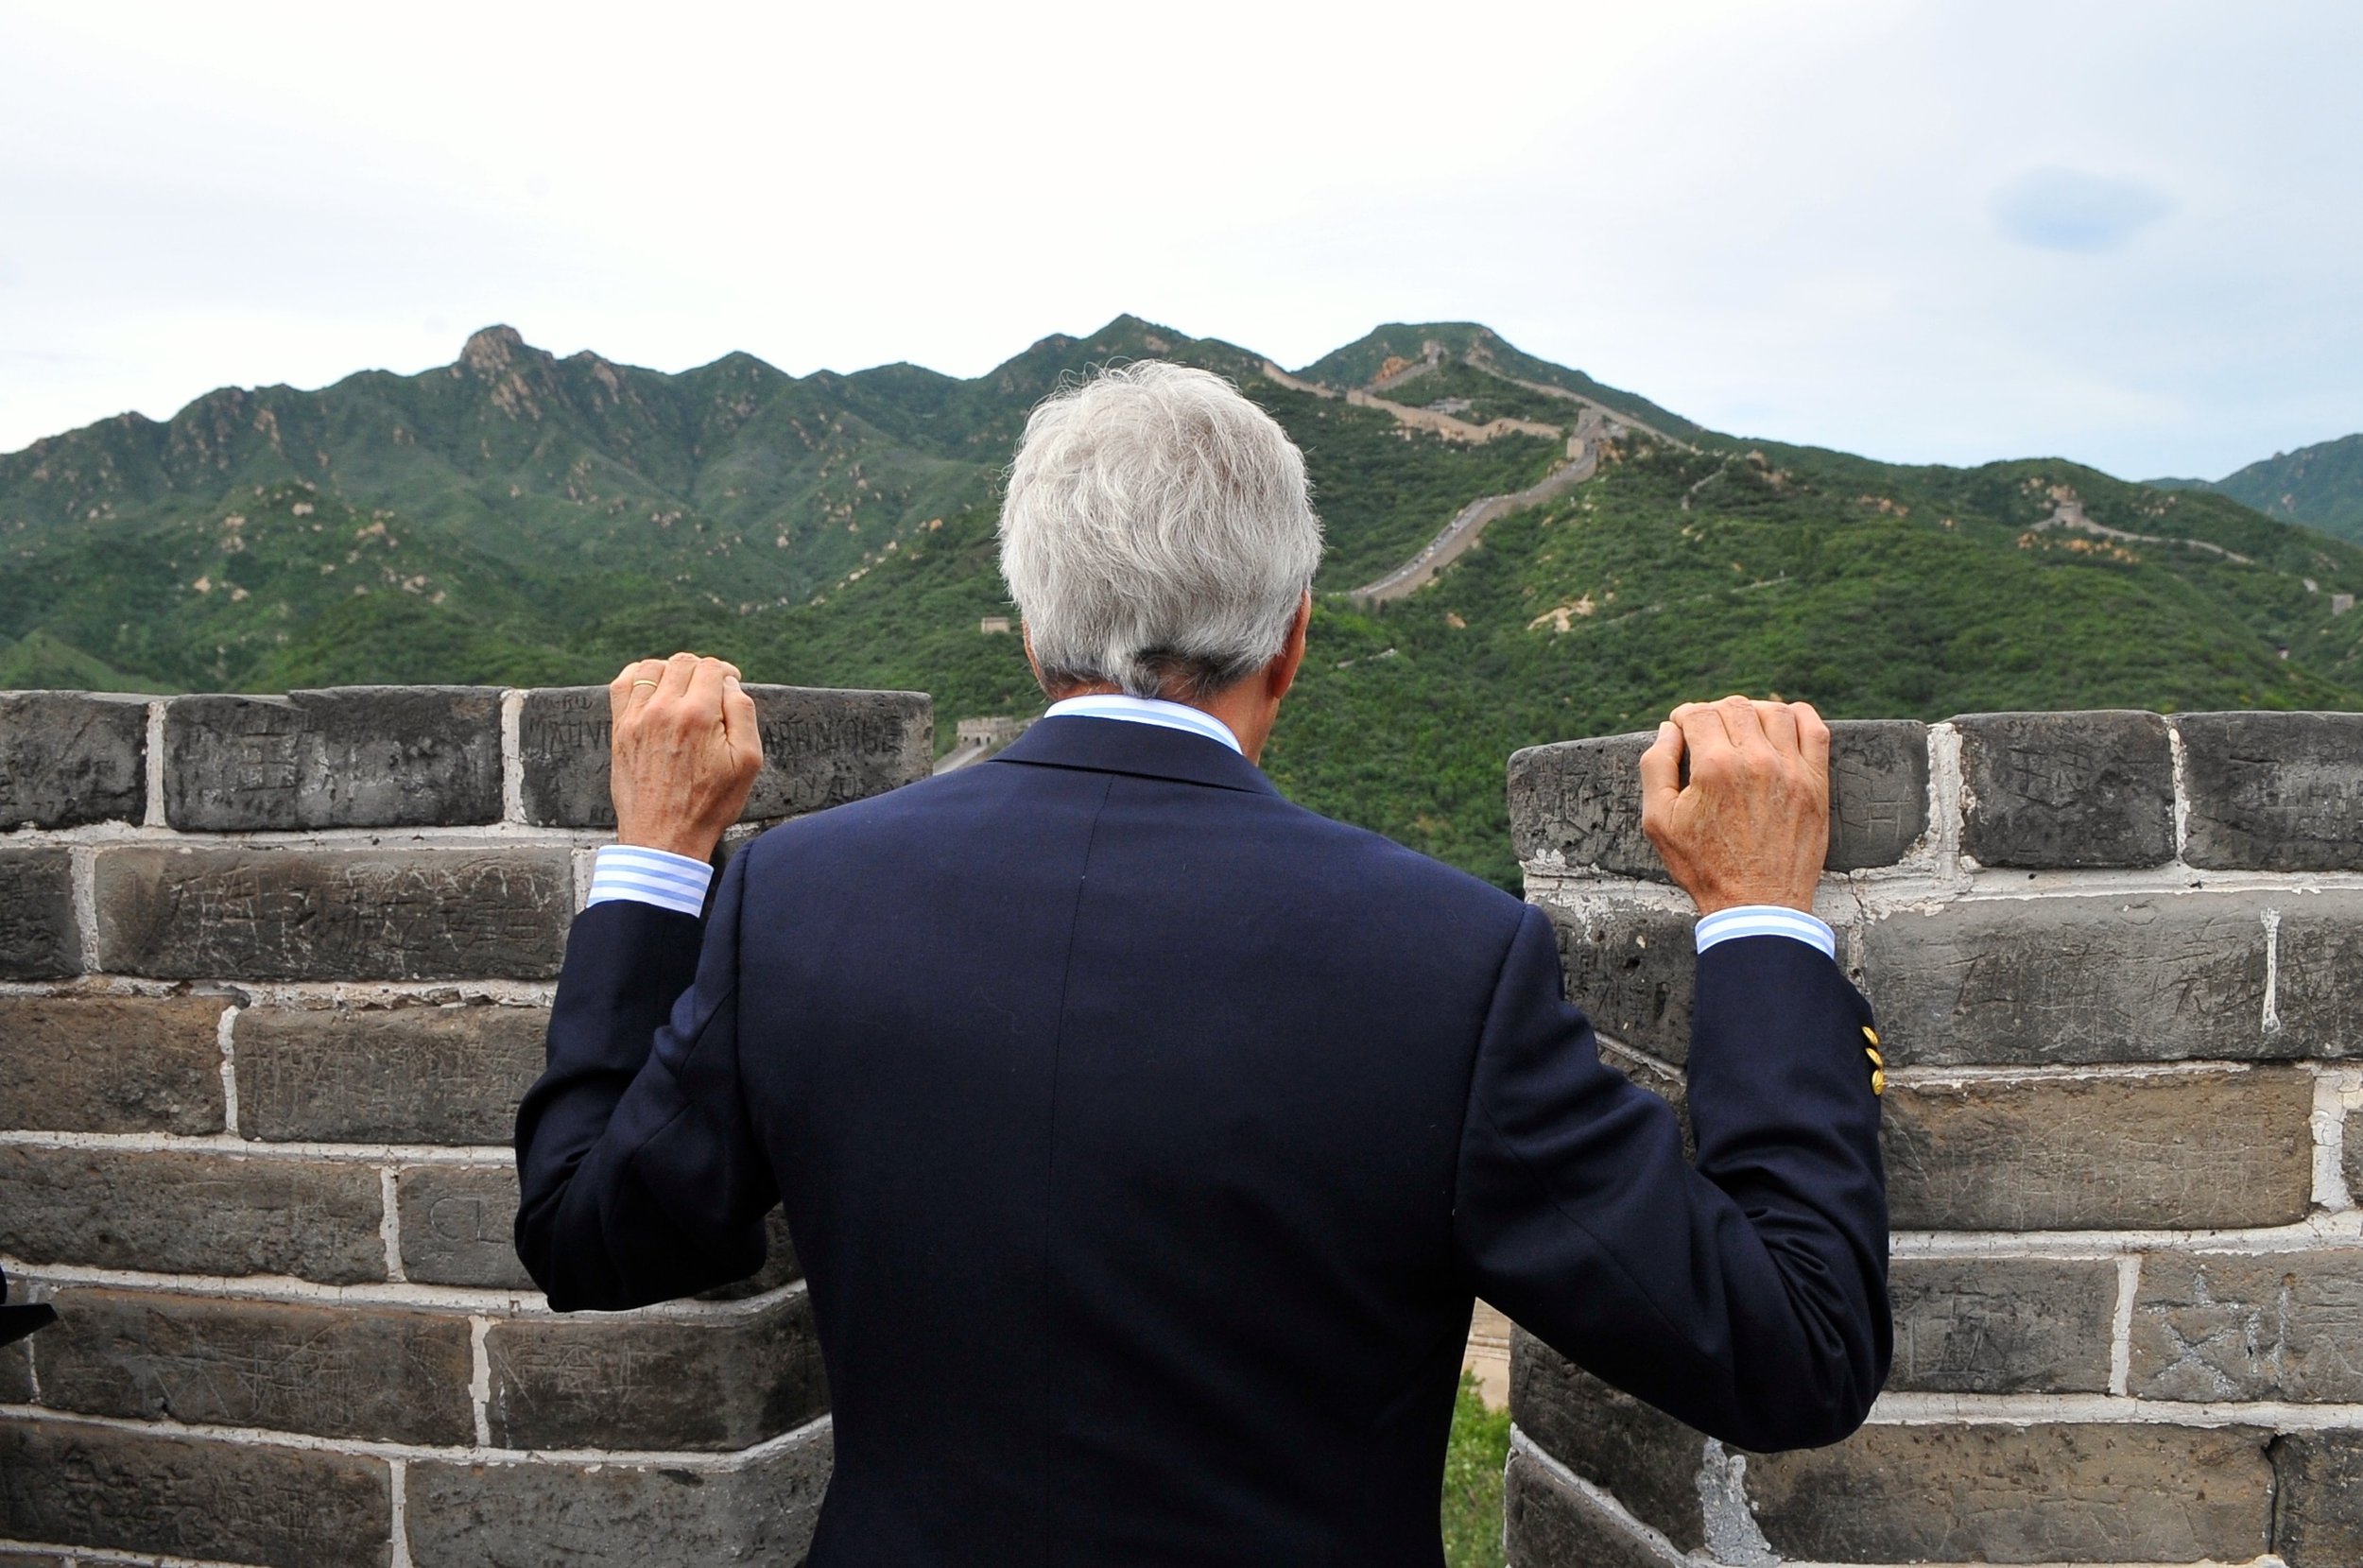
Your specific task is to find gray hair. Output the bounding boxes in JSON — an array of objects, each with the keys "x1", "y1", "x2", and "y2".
[{"x1": 999, "y1": 362, "x2": 1323, "y2": 701}]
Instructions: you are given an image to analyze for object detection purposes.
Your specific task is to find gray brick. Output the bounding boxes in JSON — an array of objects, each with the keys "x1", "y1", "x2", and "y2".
[
  {"x1": 404, "y1": 1419, "x2": 832, "y2": 1568},
  {"x1": 485, "y1": 1289, "x2": 826, "y2": 1452},
  {"x1": 1858, "y1": 888, "x2": 2363, "y2": 1066},
  {"x1": 2131, "y1": 1249, "x2": 2363, "y2": 1402},
  {"x1": 0, "y1": 994, "x2": 225, "y2": 1134},
  {"x1": 1509, "y1": 732, "x2": 1659, "y2": 879},
  {"x1": 1531, "y1": 891, "x2": 1696, "y2": 1063},
  {"x1": 1509, "y1": 720, "x2": 1927, "y2": 877},
  {"x1": 397, "y1": 1163, "x2": 533, "y2": 1289},
  {"x1": 518, "y1": 683, "x2": 931, "y2": 829},
  {"x1": 0, "y1": 1416, "x2": 391, "y2": 1568},
  {"x1": 163, "y1": 685, "x2": 502, "y2": 831},
  {"x1": 1508, "y1": 1330, "x2": 1703, "y2": 1551},
  {"x1": 1503, "y1": 1449, "x2": 1679, "y2": 1568},
  {"x1": 1957, "y1": 709, "x2": 2175, "y2": 868},
  {"x1": 1888, "y1": 1256, "x2": 2117, "y2": 1393},
  {"x1": 0, "y1": 847, "x2": 78, "y2": 981},
  {"x1": 0, "y1": 1338, "x2": 29, "y2": 1404},
  {"x1": 1825, "y1": 717, "x2": 1930, "y2": 870},
  {"x1": 237, "y1": 1002, "x2": 544, "y2": 1144},
  {"x1": 93, "y1": 844, "x2": 571, "y2": 981},
  {"x1": 2275, "y1": 1429, "x2": 2363, "y2": 1568},
  {"x1": 0, "y1": 1550, "x2": 72, "y2": 1566},
  {"x1": 1885, "y1": 1067, "x2": 2316, "y2": 1231},
  {"x1": 0, "y1": 1146, "x2": 386, "y2": 1284},
  {"x1": 2178, "y1": 711, "x2": 2363, "y2": 870},
  {"x1": 0, "y1": 691, "x2": 147, "y2": 829},
  {"x1": 1745, "y1": 1421, "x2": 2272, "y2": 1564},
  {"x1": 33, "y1": 1286, "x2": 473, "y2": 1443}
]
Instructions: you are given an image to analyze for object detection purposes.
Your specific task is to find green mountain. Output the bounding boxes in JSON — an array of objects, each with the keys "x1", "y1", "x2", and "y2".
[
  {"x1": 2152, "y1": 433, "x2": 2363, "y2": 542},
  {"x1": 8, "y1": 319, "x2": 2362, "y2": 887}
]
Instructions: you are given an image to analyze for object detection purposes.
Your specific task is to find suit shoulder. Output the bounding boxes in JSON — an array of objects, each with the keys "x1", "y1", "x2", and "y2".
[{"x1": 1270, "y1": 795, "x2": 1531, "y2": 930}]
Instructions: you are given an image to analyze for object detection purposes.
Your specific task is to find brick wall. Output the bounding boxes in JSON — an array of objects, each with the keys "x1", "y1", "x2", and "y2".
[
  {"x1": 1502, "y1": 710, "x2": 2363, "y2": 1568},
  {"x1": 0, "y1": 683, "x2": 932, "y2": 1567}
]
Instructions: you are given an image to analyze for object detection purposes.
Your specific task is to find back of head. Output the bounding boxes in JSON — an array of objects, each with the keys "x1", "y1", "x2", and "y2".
[{"x1": 999, "y1": 362, "x2": 1323, "y2": 702}]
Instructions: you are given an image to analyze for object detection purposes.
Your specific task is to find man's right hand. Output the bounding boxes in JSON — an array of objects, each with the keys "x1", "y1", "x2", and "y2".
[{"x1": 1639, "y1": 696, "x2": 1831, "y2": 916}]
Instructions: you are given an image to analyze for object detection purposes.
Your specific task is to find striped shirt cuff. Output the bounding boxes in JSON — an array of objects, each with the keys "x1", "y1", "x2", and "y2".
[
  {"x1": 586, "y1": 845, "x2": 715, "y2": 920},
  {"x1": 1695, "y1": 905, "x2": 1836, "y2": 960}
]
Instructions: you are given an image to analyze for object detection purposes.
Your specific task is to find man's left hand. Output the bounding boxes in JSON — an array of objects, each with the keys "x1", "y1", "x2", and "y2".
[{"x1": 608, "y1": 653, "x2": 764, "y2": 862}]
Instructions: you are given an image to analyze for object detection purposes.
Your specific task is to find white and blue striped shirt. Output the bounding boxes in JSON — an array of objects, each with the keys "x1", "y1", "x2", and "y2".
[{"x1": 584, "y1": 696, "x2": 1834, "y2": 960}]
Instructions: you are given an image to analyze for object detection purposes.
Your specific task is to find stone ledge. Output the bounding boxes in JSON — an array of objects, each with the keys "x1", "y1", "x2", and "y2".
[
  {"x1": 1509, "y1": 718, "x2": 1930, "y2": 879},
  {"x1": 164, "y1": 686, "x2": 504, "y2": 832},
  {"x1": 1503, "y1": 1444, "x2": 1682, "y2": 1568},
  {"x1": 2177, "y1": 711, "x2": 2363, "y2": 872},
  {"x1": 517, "y1": 684, "x2": 930, "y2": 828},
  {"x1": 1955, "y1": 709, "x2": 2176, "y2": 870},
  {"x1": 0, "y1": 691, "x2": 147, "y2": 830}
]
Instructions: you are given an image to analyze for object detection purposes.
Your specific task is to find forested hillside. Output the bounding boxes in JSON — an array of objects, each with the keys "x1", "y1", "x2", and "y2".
[
  {"x1": 2154, "y1": 432, "x2": 2363, "y2": 543},
  {"x1": 8, "y1": 318, "x2": 2361, "y2": 887}
]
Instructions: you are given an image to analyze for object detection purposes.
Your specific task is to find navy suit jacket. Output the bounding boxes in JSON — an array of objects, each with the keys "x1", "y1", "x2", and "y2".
[{"x1": 516, "y1": 715, "x2": 1889, "y2": 1566}]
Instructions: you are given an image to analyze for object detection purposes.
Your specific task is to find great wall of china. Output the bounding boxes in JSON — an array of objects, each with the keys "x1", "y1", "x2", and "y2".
[{"x1": 3, "y1": 684, "x2": 2360, "y2": 1564}]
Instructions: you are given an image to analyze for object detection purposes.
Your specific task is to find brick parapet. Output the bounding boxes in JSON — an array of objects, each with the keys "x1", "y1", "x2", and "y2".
[
  {"x1": 0, "y1": 682, "x2": 926, "y2": 1565},
  {"x1": 1507, "y1": 710, "x2": 2363, "y2": 1568}
]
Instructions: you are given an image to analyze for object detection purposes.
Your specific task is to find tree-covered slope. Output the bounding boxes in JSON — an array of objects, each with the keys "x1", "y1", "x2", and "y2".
[
  {"x1": 7, "y1": 320, "x2": 2359, "y2": 889},
  {"x1": 2153, "y1": 432, "x2": 2363, "y2": 543}
]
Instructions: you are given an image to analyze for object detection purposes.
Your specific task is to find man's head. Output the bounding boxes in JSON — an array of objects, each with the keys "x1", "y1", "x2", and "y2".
[{"x1": 1000, "y1": 362, "x2": 1323, "y2": 707}]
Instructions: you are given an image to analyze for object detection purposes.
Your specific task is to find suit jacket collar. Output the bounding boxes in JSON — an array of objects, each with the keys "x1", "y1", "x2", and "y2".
[{"x1": 992, "y1": 715, "x2": 1281, "y2": 796}]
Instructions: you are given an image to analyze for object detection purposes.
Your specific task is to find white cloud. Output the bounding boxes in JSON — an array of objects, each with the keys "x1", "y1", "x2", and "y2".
[{"x1": 0, "y1": 0, "x2": 2355, "y2": 481}]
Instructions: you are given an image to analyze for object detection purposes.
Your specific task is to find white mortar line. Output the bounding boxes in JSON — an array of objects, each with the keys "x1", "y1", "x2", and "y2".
[
  {"x1": 1865, "y1": 1389, "x2": 2363, "y2": 1429},
  {"x1": 0, "y1": 1129, "x2": 515, "y2": 1164},
  {"x1": 388, "y1": 1456, "x2": 414, "y2": 1568},
  {"x1": 2108, "y1": 1254, "x2": 2140, "y2": 1396},
  {"x1": 142, "y1": 698, "x2": 167, "y2": 827},
  {"x1": 2, "y1": 1542, "x2": 263, "y2": 1568},
  {"x1": 216, "y1": 1003, "x2": 241, "y2": 1138},
  {"x1": 2311, "y1": 1068, "x2": 2359, "y2": 1213},
  {"x1": 0, "y1": 975, "x2": 560, "y2": 1006},
  {"x1": 68, "y1": 842, "x2": 100, "y2": 974},
  {"x1": 1524, "y1": 859, "x2": 2363, "y2": 905},
  {"x1": 469, "y1": 1316, "x2": 493, "y2": 1447},
  {"x1": 1888, "y1": 1059, "x2": 2267, "y2": 1088},
  {"x1": 2261, "y1": 907, "x2": 2283, "y2": 1035},
  {"x1": 0, "y1": 818, "x2": 610, "y2": 850},
  {"x1": 1890, "y1": 1209, "x2": 2363, "y2": 1256},
  {"x1": 1696, "y1": 1437, "x2": 1778, "y2": 1566},
  {"x1": 1926, "y1": 719, "x2": 1966, "y2": 877},
  {"x1": 2166, "y1": 718, "x2": 2191, "y2": 862},
  {"x1": 499, "y1": 687, "x2": 526, "y2": 823},
  {"x1": 0, "y1": 1399, "x2": 833, "y2": 1470},
  {"x1": 1505, "y1": 1428, "x2": 1689, "y2": 1566},
  {"x1": 4, "y1": 1256, "x2": 806, "y2": 1320},
  {"x1": 380, "y1": 1167, "x2": 406, "y2": 1282}
]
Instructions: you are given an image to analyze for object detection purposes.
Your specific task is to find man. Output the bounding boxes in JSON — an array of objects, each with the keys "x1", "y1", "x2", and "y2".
[{"x1": 516, "y1": 363, "x2": 1889, "y2": 1565}]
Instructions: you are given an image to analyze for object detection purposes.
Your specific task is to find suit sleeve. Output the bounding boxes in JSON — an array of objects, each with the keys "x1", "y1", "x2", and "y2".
[
  {"x1": 514, "y1": 847, "x2": 778, "y2": 1311},
  {"x1": 1453, "y1": 905, "x2": 1889, "y2": 1451}
]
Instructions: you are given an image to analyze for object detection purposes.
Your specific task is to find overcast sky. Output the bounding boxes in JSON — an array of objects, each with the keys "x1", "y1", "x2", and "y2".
[{"x1": 4, "y1": 1, "x2": 2356, "y2": 479}]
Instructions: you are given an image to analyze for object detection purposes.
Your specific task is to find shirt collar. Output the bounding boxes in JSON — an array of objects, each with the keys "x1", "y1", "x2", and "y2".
[{"x1": 1041, "y1": 693, "x2": 1246, "y2": 756}]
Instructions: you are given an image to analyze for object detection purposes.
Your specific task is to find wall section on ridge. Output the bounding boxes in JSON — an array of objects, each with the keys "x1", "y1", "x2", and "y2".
[
  {"x1": 1505, "y1": 710, "x2": 2363, "y2": 1568},
  {"x1": 0, "y1": 683, "x2": 932, "y2": 1568}
]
